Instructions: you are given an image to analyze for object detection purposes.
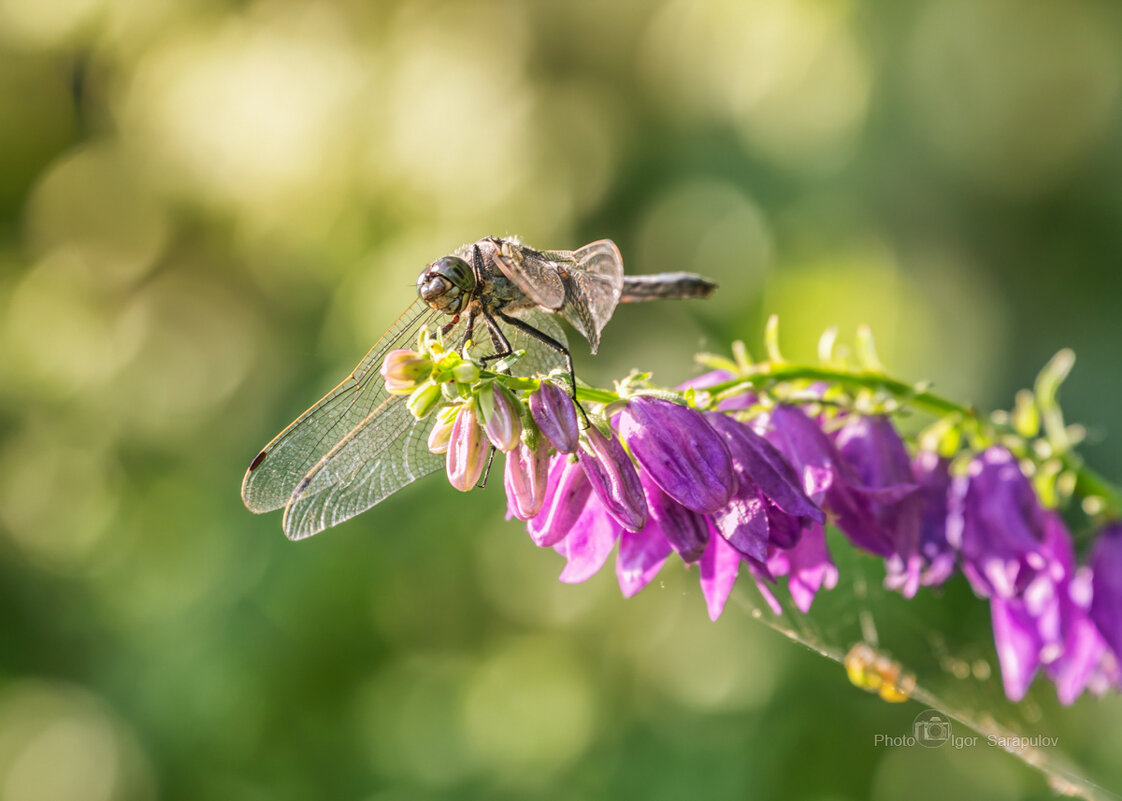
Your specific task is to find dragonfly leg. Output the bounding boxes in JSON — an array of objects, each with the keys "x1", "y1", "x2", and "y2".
[
  {"x1": 479, "y1": 312, "x2": 513, "y2": 361},
  {"x1": 493, "y1": 309, "x2": 590, "y2": 427},
  {"x1": 459, "y1": 308, "x2": 478, "y2": 351},
  {"x1": 477, "y1": 445, "x2": 497, "y2": 489}
]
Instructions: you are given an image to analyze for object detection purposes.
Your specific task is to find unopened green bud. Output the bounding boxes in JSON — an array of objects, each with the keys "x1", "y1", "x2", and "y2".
[
  {"x1": 427, "y1": 405, "x2": 459, "y2": 454},
  {"x1": 452, "y1": 360, "x2": 480, "y2": 385},
  {"x1": 406, "y1": 380, "x2": 443, "y2": 419}
]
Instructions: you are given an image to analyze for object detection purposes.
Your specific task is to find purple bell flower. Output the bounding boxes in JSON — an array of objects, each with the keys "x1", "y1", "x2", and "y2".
[
  {"x1": 833, "y1": 415, "x2": 923, "y2": 597},
  {"x1": 641, "y1": 472, "x2": 711, "y2": 563},
  {"x1": 989, "y1": 512, "x2": 1114, "y2": 704},
  {"x1": 526, "y1": 456, "x2": 592, "y2": 547},
  {"x1": 1090, "y1": 522, "x2": 1122, "y2": 662},
  {"x1": 704, "y1": 411, "x2": 823, "y2": 561},
  {"x1": 554, "y1": 492, "x2": 621, "y2": 584},
  {"x1": 1039, "y1": 515, "x2": 1117, "y2": 704},
  {"x1": 991, "y1": 594, "x2": 1043, "y2": 702},
  {"x1": 710, "y1": 487, "x2": 769, "y2": 561},
  {"x1": 699, "y1": 521, "x2": 743, "y2": 620},
  {"x1": 619, "y1": 397, "x2": 734, "y2": 514},
  {"x1": 616, "y1": 518, "x2": 673, "y2": 598},
  {"x1": 755, "y1": 405, "x2": 894, "y2": 557},
  {"x1": 911, "y1": 452, "x2": 957, "y2": 587},
  {"x1": 578, "y1": 424, "x2": 649, "y2": 532},
  {"x1": 753, "y1": 405, "x2": 836, "y2": 502},
  {"x1": 529, "y1": 381, "x2": 579, "y2": 454},
  {"x1": 947, "y1": 447, "x2": 1047, "y2": 599},
  {"x1": 766, "y1": 523, "x2": 839, "y2": 613}
]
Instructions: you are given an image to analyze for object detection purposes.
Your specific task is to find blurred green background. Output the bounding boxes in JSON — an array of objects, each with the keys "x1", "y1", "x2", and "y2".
[{"x1": 2, "y1": 0, "x2": 1122, "y2": 799}]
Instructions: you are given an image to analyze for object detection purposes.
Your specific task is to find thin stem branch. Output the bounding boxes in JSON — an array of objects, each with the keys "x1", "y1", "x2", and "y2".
[{"x1": 495, "y1": 358, "x2": 1122, "y2": 519}]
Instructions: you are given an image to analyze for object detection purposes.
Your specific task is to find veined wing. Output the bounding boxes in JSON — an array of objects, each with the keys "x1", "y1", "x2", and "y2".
[
  {"x1": 281, "y1": 308, "x2": 568, "y2": 540},
  {"x1": 540, "y1": 239, "x2": 623, "y2": 354},
  {"x1": 241, "y1": 298, "x2": 442, "y2": 514}
]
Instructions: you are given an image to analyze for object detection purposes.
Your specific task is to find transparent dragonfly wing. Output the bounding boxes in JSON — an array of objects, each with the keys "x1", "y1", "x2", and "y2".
[
  {"x1": 544, "y1": 239, "x2": 623, "y2": 354},
  {"x1": 281, "y1": 308, "x2": 568, "y2": 541},
  {"x1": 241, "y1": 298, "x2": 442, "y2": 514}
]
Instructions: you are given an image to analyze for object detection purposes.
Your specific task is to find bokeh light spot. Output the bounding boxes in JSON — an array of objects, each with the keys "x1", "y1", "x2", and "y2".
[
  {"x1": 0, "y1": 0, "x2": 102, "y2": 49},
  {"x1": 0, "y1": 681, "x2": 153, "y2": 801},
  {"x1": 908, "y1": 0, "x2": 1121, "y2": 197},
  {"x1": 24, "y1": 142, "x2": 169, "y2": 286},
  {"x1": 461, "y1": 637, "x2": 595, "y2": 776}
]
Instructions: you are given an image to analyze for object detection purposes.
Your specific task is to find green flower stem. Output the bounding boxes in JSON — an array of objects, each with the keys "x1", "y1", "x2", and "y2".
[
  {"x1": 703, "y1": 365, "x2": 971, "y2": 418},
  {"x1": 491, "y1": 361, "x2": 1122, "y2": 518},
  {"x1": 487, "y1": 374, "x2": 619, "y2": 405},
  {"x1": 705, "y1": 363, "x2": 1122, "y2": 518}
]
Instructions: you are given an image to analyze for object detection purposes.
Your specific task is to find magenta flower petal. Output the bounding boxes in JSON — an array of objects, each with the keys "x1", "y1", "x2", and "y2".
[
  {"x1": 767, "y1": 523, "x2": 838, "y2": 613},
  {"x1": 982, "y1": 512, "x2": 1114, "y2": 705},
  {"x1": 619, "y1": 397, "x2": 734, "y2": 513},
  {"x1": 1050, "y1": 611, "x2": 1109, "y2": 706},
  {"x1": 991, "y1": 595, "x2": 1042, "y2": 702},
  {"x1": 555, "y1": 493, "x2": 621, "y2": 584},
  {"x1": 754, "y1": 405, "x2": 837, "y2": 502},
  {"x1": 705, "y1": 412, "x2": 824, "y2": 523},
  {"x1": 527, "y1": 456, "x2": 592, "y2": 547},
  {"x1": 763, "y1": 500, "x2": 803, "y2": 549},
  {"x1": 711, "y1": 479, "x2": 769, "y2": 562},
  {"x1": 746, "y1": 558, "x2": 782, "y2": 615},
  {"x1": 579, "y1": 425, "x2": 648, "y2": 532},
  {"x1": 642, "y1": 472, "x2": 710, "y2": 563},
  {"x1": 699, "y1": 522, "x2": 742, "y2": 621},
  {"x1": 834, "y1": 415, "x2": 922, "y2": 597},
  {"x1": 616, "y1": 521, "x2": 672, "y2": 598},
  {"x1": 504, "y1": 441, "x2": 551, "y2": 520},
  {"x1": 912, "y1": 451, "x2": 957, "y2": 587},
  {"x1": 529, "y1": 381, "x2": 579, "y2": 454},
  {"x1": 947, "y1": 447, "x2": 1047, "y2": 599},
  {"x1": 1090, "y1": 522, "x2": 1122, "y2": 660}
]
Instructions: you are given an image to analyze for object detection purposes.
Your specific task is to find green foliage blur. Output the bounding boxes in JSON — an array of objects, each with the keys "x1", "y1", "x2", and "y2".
[{"x1": 2, "y1": 1, "x2": 1122, "y2": 799}]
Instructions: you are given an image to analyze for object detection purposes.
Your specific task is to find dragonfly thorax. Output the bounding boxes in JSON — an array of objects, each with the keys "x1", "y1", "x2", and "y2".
[{"x1": 418, "y1": 255, "x2": 476, "y2": 314}]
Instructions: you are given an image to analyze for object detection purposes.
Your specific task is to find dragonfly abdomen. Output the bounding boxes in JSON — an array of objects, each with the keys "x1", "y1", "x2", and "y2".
[{"x1": 619, "y1": 273, "x2": 716, "y2": 303}]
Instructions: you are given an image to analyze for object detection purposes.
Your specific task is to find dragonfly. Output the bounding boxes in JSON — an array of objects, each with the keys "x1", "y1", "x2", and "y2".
[{"x1": 242, "y1": 236, "x2": 715, "y2": 540}]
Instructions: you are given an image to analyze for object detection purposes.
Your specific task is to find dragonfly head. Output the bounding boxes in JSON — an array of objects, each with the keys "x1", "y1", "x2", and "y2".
[{"x1": 418, "y1": 256, "x2": 476, "y2": 314}]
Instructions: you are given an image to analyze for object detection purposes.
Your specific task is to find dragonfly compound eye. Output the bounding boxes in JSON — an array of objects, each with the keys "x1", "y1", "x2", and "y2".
[{"x1": 418, "y1": 256, "x2": 475, "y2": 313}]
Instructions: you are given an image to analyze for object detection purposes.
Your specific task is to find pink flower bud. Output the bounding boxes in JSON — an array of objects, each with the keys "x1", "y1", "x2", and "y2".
[
  {"x1": 479, "y1": 383, "x2": 522, "y2": 452},
  {"x1": 504, "y1": 441, "x2": 551, "y2": 519},
  {"x1": 578, "y1": 425, "x2": 648, "y2": 532},
  {"x1": 529, "y1": 381, "x2": 579, "y2": 454},
  {"x1": 427, "y1": 406, "x2": 459, "y2": 454},
  {"x1": 446, "y1": 404, "x2": 487, "y2": 492},
  {"x1": 380, "y1": 349, "x2": 433, "y2": 394}
]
